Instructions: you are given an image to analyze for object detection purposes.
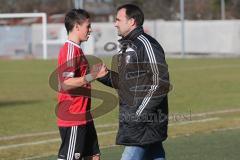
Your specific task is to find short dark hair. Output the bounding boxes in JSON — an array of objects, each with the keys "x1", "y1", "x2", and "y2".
[
  {"x1": 117, "y1": 4, "x2": 144, "y2": 27},
  {"x1": 64, "y1": 9, "x2": 90, "y2": 34}
]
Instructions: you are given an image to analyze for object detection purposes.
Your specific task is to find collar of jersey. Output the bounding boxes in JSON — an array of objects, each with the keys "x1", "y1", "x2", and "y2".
[{"x1": 66, "y1": 40, "x2": 81, "y2": 48}]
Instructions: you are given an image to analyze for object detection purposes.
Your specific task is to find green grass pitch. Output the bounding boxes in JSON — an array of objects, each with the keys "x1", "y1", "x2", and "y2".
[{"x1": 0, "y1": 57, "x2": 240, "y2": 159}]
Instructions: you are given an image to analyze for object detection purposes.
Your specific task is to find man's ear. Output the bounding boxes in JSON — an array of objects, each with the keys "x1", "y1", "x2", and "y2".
[{"x1": 129, "y1": 18, "x2": 136, "y2": 27}]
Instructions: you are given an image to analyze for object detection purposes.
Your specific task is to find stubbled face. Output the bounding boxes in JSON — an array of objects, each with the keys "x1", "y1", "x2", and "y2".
[
  {"x1": 77, "y1": 18, "x2": 92, "y2": 42},
  {"x1": 115, "y1": 8, "x2": 133, "y2": 37}
]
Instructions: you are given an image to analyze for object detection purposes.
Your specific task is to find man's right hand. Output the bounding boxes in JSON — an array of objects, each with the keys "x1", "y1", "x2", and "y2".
[{"x1": 91, "y1": 63, "x2": 108, "y2": 79}]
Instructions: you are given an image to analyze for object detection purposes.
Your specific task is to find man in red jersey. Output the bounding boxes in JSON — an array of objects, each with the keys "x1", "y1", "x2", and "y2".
[{"x1": 56, "y1": 9, "x2": 108, "y2": 160}]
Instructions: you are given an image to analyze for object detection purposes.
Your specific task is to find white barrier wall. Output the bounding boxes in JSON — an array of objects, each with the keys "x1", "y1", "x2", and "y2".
[
  {"x1": 155, "y1": 20, "x2": 182, "y2": 53},
  {"x1": 93, "y1": 20, "x2": 240, "y2": 55},
  {"x1": 0, "y1": 26, "x2": 31, "y2": 56},
  {"x1": 5, "y1": 20, "x2": 239, "y2": 58},
  {"x1": 31, "y1": 24, "x2": 67, "y2": 58},
  {"x1": 91, "y1": 22, "x2": 119, "y2": 54},
  {"x1": 187, "y1": 20, "x2": 240, "y2": 54},
  {"x1": 31, "y1": 22, "x2": 119, "y2": 57},
  {"x1": 156, "y1": 20, "x2": 240, "y2": 54}
]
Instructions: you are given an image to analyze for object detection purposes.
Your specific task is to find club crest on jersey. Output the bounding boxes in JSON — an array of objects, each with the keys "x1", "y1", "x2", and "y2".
[{"x1": 74, "y1": 153, "x2": 81, "y2": 159}]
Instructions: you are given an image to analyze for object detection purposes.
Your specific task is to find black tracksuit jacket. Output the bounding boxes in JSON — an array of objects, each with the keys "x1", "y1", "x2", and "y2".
[{"x1": 98, "y1": 27, "x2": 170, "y2": 146}]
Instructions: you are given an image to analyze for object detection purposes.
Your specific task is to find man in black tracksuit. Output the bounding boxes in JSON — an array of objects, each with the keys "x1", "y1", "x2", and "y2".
[{"x1": 98, "y1": 4, "x2": 170, "y2": 160}]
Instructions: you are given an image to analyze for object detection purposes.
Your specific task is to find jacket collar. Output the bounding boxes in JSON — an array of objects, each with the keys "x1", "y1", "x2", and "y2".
[{"x1": 119, "y1": 26, "x2": 144, "y2": 43}]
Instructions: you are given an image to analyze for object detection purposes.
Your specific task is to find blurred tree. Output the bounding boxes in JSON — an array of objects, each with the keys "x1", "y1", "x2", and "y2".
[
  {"x1": 0, "y1": 0, "x2": 240, "y2": 20},
  {"x1": 184, "y1": 0, "x2": 214, "y2": 19},
  {"x1": 0, "y1": 0, "x2": 73, "y2": 14},
  {"x1": 113, "y1": 0, "x2": 240, "y2": 20},
  {"x1": 228, "y1": 0, "x2": 240, "y2": 19},
  {"x1": 113, "y1": 0, "x2": 179, "y2": 20},
  {"x1": 182, "y1": 0, "x2": 240, "y2": 20}
]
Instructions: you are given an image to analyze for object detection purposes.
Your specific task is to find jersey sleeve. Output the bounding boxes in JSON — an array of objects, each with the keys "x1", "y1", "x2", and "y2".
[{"x1": 58, "y1": 43, "x2": 78, "y2": 82}]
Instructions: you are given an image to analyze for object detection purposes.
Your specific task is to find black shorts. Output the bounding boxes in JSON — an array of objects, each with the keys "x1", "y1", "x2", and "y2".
[{"x1": 58, "y1": 122, "x2": 100, "y2": 160}]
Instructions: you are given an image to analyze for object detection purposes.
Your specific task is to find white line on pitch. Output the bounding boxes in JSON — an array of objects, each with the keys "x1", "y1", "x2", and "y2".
[
  {"x1": 0, "y1": 138, "x2": 60, "y2": 150},
  {"x1": 0, "y1": 123, "x2": 118, "y2": 141},
  {"x1": 0, "y1": 130, "x2": 117, "y2": 150},
  {"x1": 1, "y1": 108, "x2": 240, "y2": 141},
  {"x1": 170, "y1": 64, "x2": 240, "y2": 72},
  {"x1": 169, "y1": 117, "x2": 220, "y2": 126},
  {"x1": 212, "y1": 126, "x2": 240, "y2": 132},
  {"x1": 0, "y1": 118, "x2": 220, "y2": 150},
  {"x1": 189, "y1": 108, "x2": 240, "y2": 117},
  {"x1": 19, "y1": 125, "x2": 240, "y2": 160}
]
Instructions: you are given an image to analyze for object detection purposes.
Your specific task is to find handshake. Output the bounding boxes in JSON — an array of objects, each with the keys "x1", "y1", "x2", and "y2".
[{"x1": 85, "y1": 63, "x2": 109, "y2": 83}]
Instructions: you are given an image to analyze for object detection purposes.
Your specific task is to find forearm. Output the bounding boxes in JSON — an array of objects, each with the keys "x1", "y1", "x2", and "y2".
[
  {"x1": 62, "y1": 74, "x2": 94, "y2": 91},
  {"x1": 61, "y1": 63, "x2": 108, "y2": 91},
  {"x1": 97, "y1": 70, "x2": 119, "y2": 89}
]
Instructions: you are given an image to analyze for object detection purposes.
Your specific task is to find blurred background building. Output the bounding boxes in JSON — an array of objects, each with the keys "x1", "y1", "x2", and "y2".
[
  {"x1": 1, "y1": 0, "x2": 240, "y2": 20},
  {"x1": 0, "y1": 0, "x2": 240, "y2": 58}
]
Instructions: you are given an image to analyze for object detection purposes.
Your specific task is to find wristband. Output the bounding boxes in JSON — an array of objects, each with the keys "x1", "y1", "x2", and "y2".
[{"x1": 85, "y1": 74, "x2": 94, "y2": 83}]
